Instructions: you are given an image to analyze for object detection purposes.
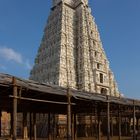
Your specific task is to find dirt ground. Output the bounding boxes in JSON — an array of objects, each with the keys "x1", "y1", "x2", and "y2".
[{"x1": 0, "y1": 136, "x2": 139, "y2": 140}]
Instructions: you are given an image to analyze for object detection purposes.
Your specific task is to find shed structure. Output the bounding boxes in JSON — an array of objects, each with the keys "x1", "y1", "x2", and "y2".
[{"x1": 0, "y1": 73, "x2": 140, "y2": 140}]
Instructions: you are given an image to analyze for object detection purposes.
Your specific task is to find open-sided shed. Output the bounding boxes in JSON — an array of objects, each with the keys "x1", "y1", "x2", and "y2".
[{"x1": 0, "y1": 73, "x2": 140, "y2": 140}]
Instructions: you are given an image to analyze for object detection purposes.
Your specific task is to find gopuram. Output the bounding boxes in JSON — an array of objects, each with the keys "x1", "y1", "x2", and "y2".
[
  {"x1": 30, "y1": 0, "x2": 120, "y2": 97},
  {"x1": 1, "y1": 1, "x2": 140, "y2": 140}
]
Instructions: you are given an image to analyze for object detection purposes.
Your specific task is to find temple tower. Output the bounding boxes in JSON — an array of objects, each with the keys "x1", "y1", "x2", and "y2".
[{"x1": 30, "y1": 0, "x2": 120, "y2": 97}]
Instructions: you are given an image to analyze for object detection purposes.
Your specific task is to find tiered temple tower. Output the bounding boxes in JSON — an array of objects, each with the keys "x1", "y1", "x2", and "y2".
[{"x1": 30, "y1": 0, "x2": 120, "y2": 97}]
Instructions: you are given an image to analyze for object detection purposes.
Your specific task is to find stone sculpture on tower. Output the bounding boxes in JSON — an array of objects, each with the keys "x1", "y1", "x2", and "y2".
[{"x1": 30, "y1": 0, "x2": 120, "y2": 97}]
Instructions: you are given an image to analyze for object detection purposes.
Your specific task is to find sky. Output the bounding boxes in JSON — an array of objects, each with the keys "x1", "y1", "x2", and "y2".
[{"x1": 0, "y1": 0, "x2": 140, "y2": 99}]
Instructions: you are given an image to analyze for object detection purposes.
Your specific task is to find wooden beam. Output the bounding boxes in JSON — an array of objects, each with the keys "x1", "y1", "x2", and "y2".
[
  {"x1": 12, "y1": 77, "x2": 17, "y2": 140},
  {"x1": 9, "y1": 95, "x2": 76, "y2": 105}
]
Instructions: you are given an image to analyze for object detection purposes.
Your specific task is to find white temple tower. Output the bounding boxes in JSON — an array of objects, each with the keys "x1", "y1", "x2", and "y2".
[{"x1": 30, "y1": 0, "x2": 120, "y2": 97}]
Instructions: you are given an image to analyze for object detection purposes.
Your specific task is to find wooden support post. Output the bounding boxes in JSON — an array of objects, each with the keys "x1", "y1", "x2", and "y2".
[
  {"x1": 97, "y1": 114, "x2": 101, "y2": 140},
  {"x1": 97, "y1": 107, "x2": 101, "y2": 140},
  {"x1": 107, "y1": 96, "x2": 110, "y2": 140},
  {"x1": 128, "y1": 117, "x2": 131, "y2": 136},
  {"x1": 74, "y1": 114, "x2": 77, "y2": 140},
  {"x1": 10, "y1": 111, "x2": 13, "y2": 137},
  {"x1": 12, "y1": 77, "x2": 17, "y2": 140},
  {"x1": 90, "y1": 114, "x2": 93, "y2": 137},
  {"x1": 72, "y1": 114, "x2": 74, "y2": 140},
  {"x1": 136, "y1": 117, "x2": 138, "y2": 131},
  {"x1": 125, "y1": 117, "x2": 128, "y2": 136},
  {"x1": 52, "y1": 114, "x2": 56, "y2": 140},
  {"x1": 67, "y1": 88, "x2": 72, "y2": 140},
  {"x1": 33, "y1": 113, "x2": 37, "y2": 140},
  {"x1": 136, "y1": 117, "x2": 139, "y2": 135},
  {"x1": 72, "y1": 114, "x2": 77, "y2": 140},
  {"x1": 0, "y1": 110, "x2": 1, "y2": 137},
  {"x1": 133, "y1": 101, "x2": 136, "y2": 140},
  {"x1": 94, "y1": 108, "x2": 97, "y2": 140},
  {"x1": 118, "y1": 105, "x2": 121, "y2": 140},
  {"x1": 23, "y1": 112, "x2": 28, "y2": 139},
  {"x1": 48, "y1": 112, "x2": 51, "y2": 140},
  {"x1": 111, "y1": 115, "x2": 113, "y2": 137},
  {"x1": 29, "y1": 112, "x2": 32, "y2": 140}
]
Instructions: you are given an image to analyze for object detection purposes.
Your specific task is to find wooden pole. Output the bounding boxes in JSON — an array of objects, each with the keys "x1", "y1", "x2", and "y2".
[
  {"x1": 97, "y1": 107, "x2": 101, "y2": 140},
  {"x1": 118, "y1": 105, "x2": 121, "y2": 140},
  {"x1": 125, "y1": 117, "x2": 128, "y2": 136},
  {"x1": 10, "y1": 111, "x2": 13, "y2": 137},
  {"x1": 90, "y1": 114, "x2": 93, "y2": 137},
  {"x1": 136, "y1": 118, "x2": 139, "y2": 135},
  {"x1": 98, "y1": 114, "x2": 101, "y2": 140},
  {"x1": 128, "y1": 117, "x2": 131, "y2": 136},
  {"x1": 29, "y1": 112, "x2": 32, "y2": 140},
  {"x1": 107, "y1": 96, "x2": 110, "y2": 140},
  {"x1": 94, "y1": 108, "x2": 97, "y2": 140},
  {"x1": 72, "y1": 114, "x2": 74, "y2": 140},
  {"x1": 23, "y1": 112, "x2": 28, "y2": 139},
  {"x1": 67, "y1": 88, "x2": 72, "y2": 140},
  {"x1": 33, "y1": 113, "x2": 37, "y2": 140},
  {"x1": 0, "y1": 110, "x2": 1, "y2": 137},
  {"x1": 51, "y1": 114, "x2": 55, "y2": 140},
  {"x1": 12, "y1": 77, "x2": 17, "y2": 140},
  {"x1": 74, "y1": 113, "x2": 77, "y2": 140},
  {"x1": 111, "y1": 115, "x2": 113, "y2": 137},
  {"x1": 48, "y1": 112, "x2": 51, "y2": 140},
  {"x1": 133, "y1": 101, "x2": 136, "y2": 140}
]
